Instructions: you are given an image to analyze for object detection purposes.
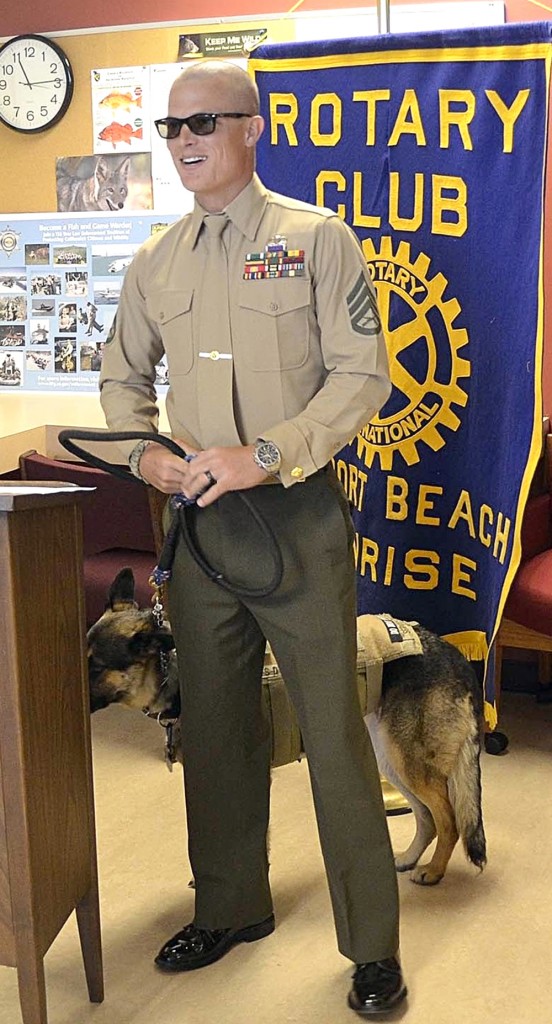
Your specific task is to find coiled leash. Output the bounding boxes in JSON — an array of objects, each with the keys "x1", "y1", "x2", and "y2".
[{"x1": 57, "y1": 429, "x2": 284, "y2": 600}]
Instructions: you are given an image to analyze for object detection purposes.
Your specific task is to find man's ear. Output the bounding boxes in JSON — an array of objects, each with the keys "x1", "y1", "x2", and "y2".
[{"x1": 245, "y1": 114, "x2": 265, "y2": 147}]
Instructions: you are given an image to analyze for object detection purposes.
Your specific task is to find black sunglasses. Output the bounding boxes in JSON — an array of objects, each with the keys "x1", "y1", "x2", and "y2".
[{"x1": 154, "y1": 112, "x2": 254, "y2": 139}]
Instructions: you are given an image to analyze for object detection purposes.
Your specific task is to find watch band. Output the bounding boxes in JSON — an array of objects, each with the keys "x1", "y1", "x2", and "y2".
[{"x1": 128, "y1": 439, "x2": 153, "y2": 482}]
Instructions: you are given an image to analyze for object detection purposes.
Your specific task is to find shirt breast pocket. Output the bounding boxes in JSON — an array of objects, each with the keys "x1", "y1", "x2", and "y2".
[
  {"x1": 237, "y1": 279, "x2": 311, "y2": 371},
  {"x1": 146, "y1": 289, "x2": 194, "y2": 375}
]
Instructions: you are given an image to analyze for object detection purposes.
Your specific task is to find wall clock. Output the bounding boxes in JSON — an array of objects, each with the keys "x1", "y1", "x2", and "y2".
[{"x1": 0, "y1": 34, "x2": 74, "y2": 134}]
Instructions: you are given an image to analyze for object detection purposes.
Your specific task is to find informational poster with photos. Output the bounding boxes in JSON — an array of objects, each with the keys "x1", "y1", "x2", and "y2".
[{"x1": 0, "y1": 213, "x2": 179, "y2": 392}]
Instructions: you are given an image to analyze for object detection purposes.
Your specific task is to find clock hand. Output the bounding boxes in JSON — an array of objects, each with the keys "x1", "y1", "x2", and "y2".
[
  {"x1": 25, "y1": 78, "x2": 63, "y2": 86},
  {"x1": 17, "y1": 53, "x2": 33, "y2": 89}
]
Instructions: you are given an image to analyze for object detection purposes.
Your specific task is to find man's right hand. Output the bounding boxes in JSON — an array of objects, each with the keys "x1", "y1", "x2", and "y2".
[{"x1": 139, "y1": 438, "x2": 198, "y2": 494}]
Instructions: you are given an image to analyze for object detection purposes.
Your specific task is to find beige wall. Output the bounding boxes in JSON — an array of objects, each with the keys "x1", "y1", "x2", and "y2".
[
  {"x1": 0, "y1": 20, "x2": 293, "y2": 215},
  {"x1": 0, "y1": 398, "x2": 170, "y2": 474}
]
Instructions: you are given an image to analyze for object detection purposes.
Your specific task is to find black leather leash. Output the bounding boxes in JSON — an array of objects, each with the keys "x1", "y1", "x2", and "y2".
[{"x1": 57, "y1": 429, "x2": 284, "y2": 599}]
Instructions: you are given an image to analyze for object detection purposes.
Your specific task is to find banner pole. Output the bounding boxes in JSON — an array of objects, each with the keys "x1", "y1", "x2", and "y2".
[{"x1": 377, "y1": 0, "x2": 391, "y2": 33}]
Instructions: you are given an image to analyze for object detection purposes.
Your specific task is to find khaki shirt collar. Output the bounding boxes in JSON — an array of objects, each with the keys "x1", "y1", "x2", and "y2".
[{"x1": 190, "y1": 174, "x2": 269, "y2": 248}]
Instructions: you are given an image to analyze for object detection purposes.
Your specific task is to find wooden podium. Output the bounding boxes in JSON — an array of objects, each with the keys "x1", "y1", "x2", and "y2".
[{"x1": 0, "y1": 484, "x2": 103, "y2": 1024}]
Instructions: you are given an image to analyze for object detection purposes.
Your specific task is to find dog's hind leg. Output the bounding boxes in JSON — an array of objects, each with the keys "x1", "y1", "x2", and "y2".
[
  {"x1": 365, "y1": 713, "x2": 436, "y2": 872},
  {"x1": 383, "y1": 771, "x2": 436, "y2": 873},
  {"x1": 406, "y1": 778, "x2": 459, "y2": 885}
]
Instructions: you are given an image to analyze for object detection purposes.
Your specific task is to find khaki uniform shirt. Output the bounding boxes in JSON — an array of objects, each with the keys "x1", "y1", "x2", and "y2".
[{"x1": 100, "y1": 174, "x2": 390, "y2": 487}]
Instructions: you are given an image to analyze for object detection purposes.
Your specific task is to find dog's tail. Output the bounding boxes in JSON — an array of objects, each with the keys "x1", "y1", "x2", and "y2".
[{"x1": 447, "y1": 712, "x2": 487, "y2": 871}]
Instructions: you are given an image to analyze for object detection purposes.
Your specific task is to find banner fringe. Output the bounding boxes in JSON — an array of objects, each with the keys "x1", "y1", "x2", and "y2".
[
  {"x1": 484, "y1": 700, "x2": 498, "y2": 731},
  {"x1": 440, "y1": 631, "x2": 488, "y2": 662}
]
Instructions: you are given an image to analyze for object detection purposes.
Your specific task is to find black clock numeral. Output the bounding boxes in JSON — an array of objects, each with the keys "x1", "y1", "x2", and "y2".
[
  {"x1": 49, "y1": 61, "x2": 58, "y2": 73},
  {"x1": 50, "y1": 94, "x2": 58, "y2": 104},
  {"x1": 23, "y1": 45, "x2": 36, "y2": 57},
  {"x1": 2, "y1": 96, "x2": 11, "y2": 106},
  {"x1": 0, "y1": 80, "x2": 6, "y2": 90},
  {"x1": 26, "y1": 110, "x2": 34, "y2": 121},
  {"x1": 0, "y1": 64, "x2": 14, "y2": 75},
  {"x1": 40, "y1": 105, "x2": 48, "y2": 116},
  {"x1": 54, "y1": 78, "x2": 62, "y2": 88}
]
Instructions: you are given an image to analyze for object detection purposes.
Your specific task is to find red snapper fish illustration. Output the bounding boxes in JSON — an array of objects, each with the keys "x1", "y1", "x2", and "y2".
[{"x1": 98, "y1": 122, "x2": 144, "y2": 148}]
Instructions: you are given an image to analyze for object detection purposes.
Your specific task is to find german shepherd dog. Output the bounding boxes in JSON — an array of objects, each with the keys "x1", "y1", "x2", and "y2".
[{"x1": 88, "y1": 568, "x2": 487, "y2": 886}]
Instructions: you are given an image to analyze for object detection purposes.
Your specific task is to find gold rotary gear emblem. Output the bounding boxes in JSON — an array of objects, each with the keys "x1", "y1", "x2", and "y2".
[{"x1": 358, "y1": 236, "x2": 470, "y2": 471}]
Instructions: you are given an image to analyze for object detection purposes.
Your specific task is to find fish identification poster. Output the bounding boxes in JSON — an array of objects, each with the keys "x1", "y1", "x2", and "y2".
[{"x1": 91, "y1": 66, "x2": 151, "y2": 154}]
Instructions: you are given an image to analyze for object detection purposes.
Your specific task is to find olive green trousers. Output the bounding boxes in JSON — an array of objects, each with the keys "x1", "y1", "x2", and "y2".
[{"x1": 167, "y1": 468, "x2": 399, "y2": 963}]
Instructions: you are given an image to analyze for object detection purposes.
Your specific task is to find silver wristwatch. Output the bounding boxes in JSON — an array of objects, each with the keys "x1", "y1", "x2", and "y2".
[
  {"x1": 253, "y1": 438, "x2": 282, "y2": 475},
  {"x1": 128, "y1": 439, "x2": 152, "y2": 482}
]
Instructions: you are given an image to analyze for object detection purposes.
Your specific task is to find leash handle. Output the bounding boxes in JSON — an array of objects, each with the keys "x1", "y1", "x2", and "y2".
[
  {"x1": 57, "y1": 427, "x2": 284, "y2": 599},
  {"x1": 57, "y1": 428, "x2": 191, "y2": 483}
]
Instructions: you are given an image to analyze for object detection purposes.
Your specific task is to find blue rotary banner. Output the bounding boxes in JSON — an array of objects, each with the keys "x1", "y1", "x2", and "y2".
[{"x1": 250, "y1": 22, "x2": 552, "y2": 724}]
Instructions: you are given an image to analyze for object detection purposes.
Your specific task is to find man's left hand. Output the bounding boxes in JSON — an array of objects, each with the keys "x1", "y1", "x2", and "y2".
[{"x1": 189, "y1": 445, "x2": 269, "y2": 507}]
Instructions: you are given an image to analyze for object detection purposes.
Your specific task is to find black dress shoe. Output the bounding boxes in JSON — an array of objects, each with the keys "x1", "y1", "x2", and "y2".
[
  {"x1": 348, "y1": 957, "x2": 407, "y2": 1015},
  {"x1": 154, "y1": 914, "x2": 275, "y2": 972}
]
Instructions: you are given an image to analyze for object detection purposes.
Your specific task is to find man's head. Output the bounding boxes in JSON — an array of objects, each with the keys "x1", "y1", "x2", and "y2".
[{"x1": 160, "y1": 61, "x2": 264, "y2": 213}]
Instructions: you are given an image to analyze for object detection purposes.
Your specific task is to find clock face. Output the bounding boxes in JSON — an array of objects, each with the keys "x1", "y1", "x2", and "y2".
[{"x1": 0, "y1": 34, "x2": 74, "y2": 134}]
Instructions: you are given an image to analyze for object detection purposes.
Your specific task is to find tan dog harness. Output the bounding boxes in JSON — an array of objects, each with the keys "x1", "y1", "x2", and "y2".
[{"x1": 357, "y1": 614, "x2": 423, "y2": 714}]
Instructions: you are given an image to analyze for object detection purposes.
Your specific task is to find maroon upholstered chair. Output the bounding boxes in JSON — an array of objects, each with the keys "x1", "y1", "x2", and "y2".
[
  {"x1": 495, "y1": 431, "x2": 552, "y2": 705},
  {"x1": 19, "y1": 450, "x2": 158, "y2": 626},
  {"x1": 503, "y1": 493, "x2": 552, "y2": 633}
]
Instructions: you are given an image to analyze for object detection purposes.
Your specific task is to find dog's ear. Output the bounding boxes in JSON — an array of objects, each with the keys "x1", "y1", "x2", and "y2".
[
  {"x1": 128, "y1": 627, "x2": 175, "y2": 658},
  {"x1": 107, "y1": 567, "x2": 137, "y2": 611}
]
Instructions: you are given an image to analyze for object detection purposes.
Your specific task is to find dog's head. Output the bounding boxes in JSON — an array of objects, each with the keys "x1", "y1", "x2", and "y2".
[{"x1": 87, "y1": 567, "x2": 177, "y2": 714}]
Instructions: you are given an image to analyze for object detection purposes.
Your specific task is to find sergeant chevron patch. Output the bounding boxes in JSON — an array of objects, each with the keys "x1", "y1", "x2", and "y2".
[{"x1": 347, "y1": 273, "x2": 382, "y2": 336}]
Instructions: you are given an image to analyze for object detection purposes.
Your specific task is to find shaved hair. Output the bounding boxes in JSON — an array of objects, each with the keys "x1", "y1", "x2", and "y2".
[{"x1": 170, "y1": 61, "x2": 260, "y2": 116}]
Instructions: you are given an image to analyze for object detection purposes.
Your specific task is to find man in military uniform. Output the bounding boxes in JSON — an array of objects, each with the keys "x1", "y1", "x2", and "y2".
[{"x1": 99, "y1": 60, "x2": 406, "y2": 1016}]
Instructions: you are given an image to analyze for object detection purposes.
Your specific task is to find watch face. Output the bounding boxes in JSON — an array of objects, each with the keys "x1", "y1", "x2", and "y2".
[
  {"x1": 255, "y1": 440, "x2": 281, "y2": 471},
  {"x1": 0, "y1": 34, "x2": 74, "y2": 134}
]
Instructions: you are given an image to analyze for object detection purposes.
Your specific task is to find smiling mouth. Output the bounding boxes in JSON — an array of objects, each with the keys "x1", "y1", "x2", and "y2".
[{"x1": 182, "y1": 156, "x2": 207, "y2": 165}]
